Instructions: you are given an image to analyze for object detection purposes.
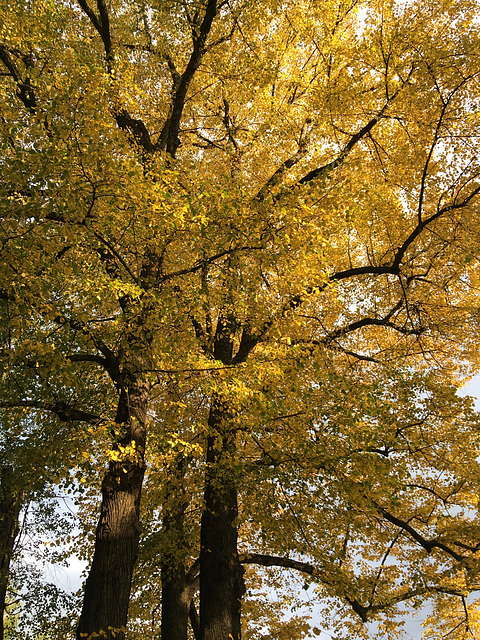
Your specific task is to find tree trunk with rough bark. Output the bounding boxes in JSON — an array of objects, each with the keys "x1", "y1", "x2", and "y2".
[
  {"x1": 0, "y1": 467, "x2": 21, "y2": 640},
  {"x1": 161, "y1": 456, "x2": 191, "y2": 640},
  {"x1": 161, "y1": 566, "x2": 191, "y2": 640},
  {"x1": 76, "y1": 378, "x2": 149, "y2": 640},
  {"x1": 199, "y1": 399, "x2": 245, "y2": 640}
]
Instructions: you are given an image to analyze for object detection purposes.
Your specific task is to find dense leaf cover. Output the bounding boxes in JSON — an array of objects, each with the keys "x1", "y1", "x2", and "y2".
[{"x1": 1, "y1": 1, "x2": 480, "y2": 639}]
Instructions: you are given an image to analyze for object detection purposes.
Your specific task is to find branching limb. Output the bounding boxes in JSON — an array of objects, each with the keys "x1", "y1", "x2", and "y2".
[
  {"x1": 240, "y1": 553, "x2": 369, "y2": 622},
  {"x1": 0, "y1": 400, "x2": 100, "y2": 424},
  {"x1": 77, "y1": 0, "x2": 112, "y2": 64},
  {"x1": 241, "y1": 552, "x2": 473, "y2": 624},
  {"x1": 67, "y1": 353, "x2": 110, "y2": 367},
  {"x1": 378, "y1": 507, "x2": 465, "y2": 562},
  {"x1": 77, "y1": 0, "x2": 156, "y2": 153},
  {"x1": 256, "y1": 118, "x2": 313, "y2": 200},
  {"x1": 53, "y1": 314, "x2": 121, "y2": 384},
  {"x1": 160, "y1": 244, "x2": 263, "y2": 282},
  {"x1": 158, "y1": 0, "x2": 219, "y2": 157},
  {"x1": 392, "y1": 183, "x2": 480, "y2": 270},
  {"x1": 417, "y1": 71, "x2": 480, "y2": 224},
  {"x1": 0, "y1": 44, "x2": 36, "y2": 112},
  {"x1": 278, "y1": 66, "x2": 416, "y2": 191},
  {"x1": 257, "y1": 178, "x2": 480, "y2": 343}
]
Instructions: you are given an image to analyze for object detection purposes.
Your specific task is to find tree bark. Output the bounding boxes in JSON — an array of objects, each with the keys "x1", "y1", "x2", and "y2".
[
  {"x1": 161, "y1": 566, "x2": 190, "y2": 640},
  {"x1": 0, "y1": 467, "x2": 21, "y2": 640},
  {"x1": 161, "y1": 456, "x2": 191, "y2": 640},
  {"x1": 199, "y1": 398, "x2": 245, "y2": 640},
  {"x1": 77, "y1": 378, "x2": 149, "y2": 640}
]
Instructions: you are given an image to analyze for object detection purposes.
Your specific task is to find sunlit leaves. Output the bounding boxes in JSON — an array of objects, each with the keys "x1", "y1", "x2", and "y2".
[{"x1": 2, "y1": 0, "x2": 480, "y2": 638}]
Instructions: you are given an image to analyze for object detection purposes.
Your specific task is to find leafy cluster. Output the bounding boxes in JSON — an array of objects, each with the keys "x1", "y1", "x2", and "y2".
[{"x1": 1, "y1": 1, "x2": 480, "y2": 639}]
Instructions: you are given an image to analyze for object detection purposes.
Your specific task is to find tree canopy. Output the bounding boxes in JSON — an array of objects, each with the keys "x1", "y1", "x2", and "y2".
[{"x1": 1, "y1": 1, "x2": 480, "y2": 639}]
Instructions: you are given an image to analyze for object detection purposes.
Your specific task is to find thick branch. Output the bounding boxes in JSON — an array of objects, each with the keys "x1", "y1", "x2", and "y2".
[
  {"x1": 241, "y1": 552, "x2": 472, "y2": 624},
  {"x1": 0, "y1": 44, "x2": 36, "y2": 112},
  {"x1": 161, "y1": 244, "x2": 263, "y2": 282},
  {"x1": 255, "y1": 119, "x2": 312, "y2": 200},
  {"x1": 1, "y1": 285, "x2": 120, "y2": 383},
  {"x1": 324, "y1": 310, "x2": 423, "y2": 345},
  {"x1": 77, "y1": 1, "x2": 155, "y2": 153},
  {"x1": 0, "y1": 400, "x2": 100, "y2": 424},
  {"x1": 241, "y1": 553, "x2": 368, "y2": 622},
  {"x1": 54, "y1": 314, "x2": 121, "y2": 383},
  {"x1": 290, "y1": 70, "x2": 415, "y2": 190},
  {"x1": 392, "y1": 184, "x2": 480, "y2": 270},
  {"x1": 378, "y1": 507, "x2": 465, "y2": 562},
  {"x1": 418, "y1": 71, "x2": 480, "y2": 223},
  {"x1": 77, "y1": 0, "x2": 112, "y2": 63},
  {"x1": 297, "y1": 115, "x2": 380, "y2": 186},
  {"x1": 190, "y1": 314, "x2": 212, "y2": 357},
  {"x1": 68, "y1": 353, "x2": 109, "y2": 367},
  {"x1": 241, "y1": 552, "x2": 318, "y2": 575},
  {"x1": 232, "y1": 325, "x2": 260, "y2": 365},
  {"x1": 257, "y1": 177, "x2": 480, "y2": 343},
  {"x1": 114, "y1": 109, "x2": 156, "y2": 153},
  {"x1": 158, "y1": 0, "x2": 219, "y2": 157},
  {"x1": 252, "y1": 265, "x2": 399, "y2": 346}
]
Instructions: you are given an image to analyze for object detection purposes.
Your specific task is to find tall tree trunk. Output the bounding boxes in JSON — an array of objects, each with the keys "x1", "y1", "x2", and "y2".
[
  {"x1": 161, "y1": 456, "x2": 190, "y2": 640},
  {"x1": 161, "y1": 566, "x2": 191, "y2": 640},
  {"x1": 199, "y1": 399, "x2": 245, "y2": 640},
  {"x1": 0, "y1": 467, "x2": 21, "y2": 640},
  {"x1": 77, "y1": 379, "x2": 149, "y2": 640}
]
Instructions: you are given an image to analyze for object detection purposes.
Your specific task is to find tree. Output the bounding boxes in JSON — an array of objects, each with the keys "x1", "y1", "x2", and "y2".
[
  {"x1": 0, "y1": 467, "x2": 21, "y2": 640},
  {"x1": 1, "y1": 1, "x2": 480, "y2": 639},
  {"x1": 2, "y1": 491, "x2": 78, "y2": 640}
]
